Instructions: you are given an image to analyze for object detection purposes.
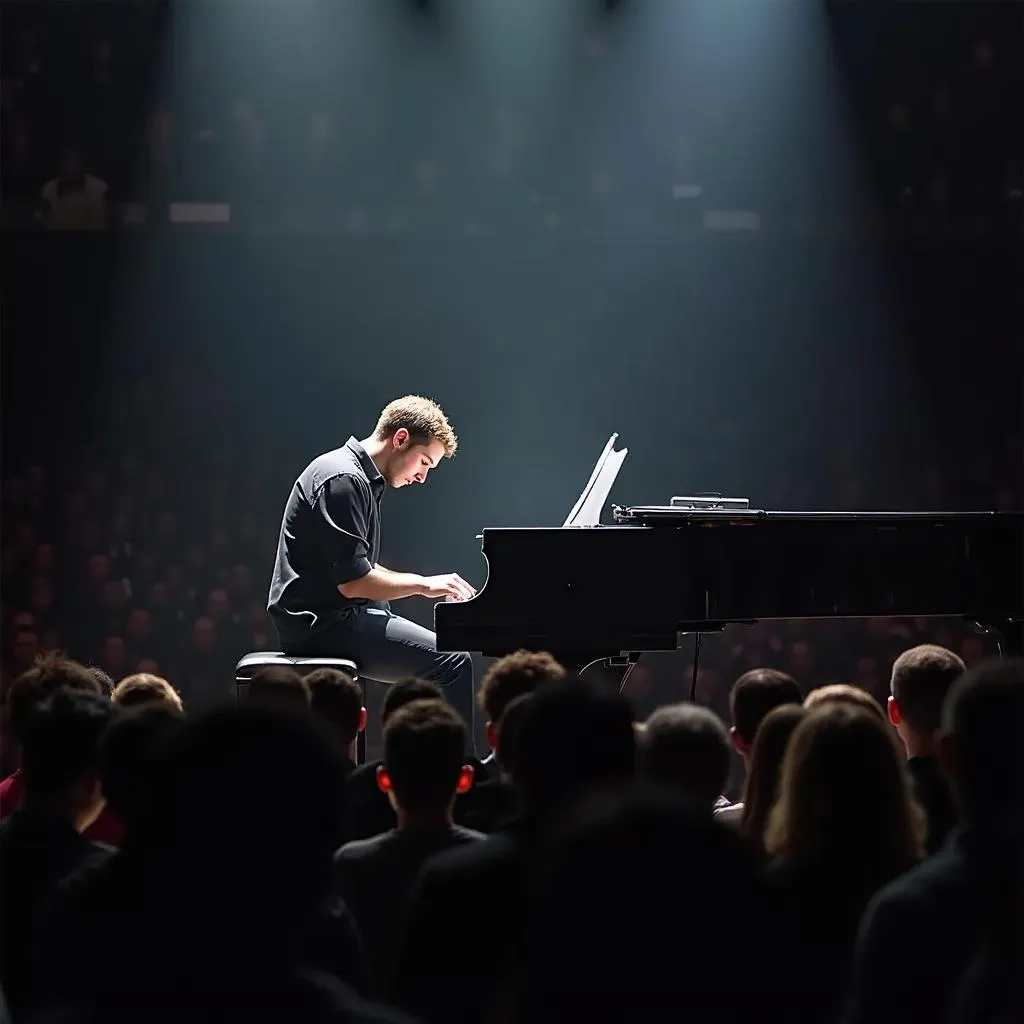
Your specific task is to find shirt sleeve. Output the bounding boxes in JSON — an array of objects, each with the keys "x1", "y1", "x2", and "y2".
[{"x1": 317, "y1": 474, "x2": 374, "y2": 587}]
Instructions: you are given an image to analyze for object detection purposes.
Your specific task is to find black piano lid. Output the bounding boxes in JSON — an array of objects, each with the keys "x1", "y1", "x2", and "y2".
[
  {"x1": 613, "y1": 506, "x2": 1021, "y2": 526},
  {"x1": 438, "y1": 508, "x2": 1024, "y2": 659}
]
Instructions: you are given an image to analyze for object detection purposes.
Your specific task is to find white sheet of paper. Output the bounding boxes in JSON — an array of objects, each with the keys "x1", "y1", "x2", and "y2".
[{"x1": 563, "y1": 434, "x2": 628, "y2": 528}]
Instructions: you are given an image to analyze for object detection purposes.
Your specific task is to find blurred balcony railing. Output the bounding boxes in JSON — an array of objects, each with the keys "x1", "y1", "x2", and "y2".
[{"x1": 3, "y1": 196, "x2": 1022, "y2": 240}]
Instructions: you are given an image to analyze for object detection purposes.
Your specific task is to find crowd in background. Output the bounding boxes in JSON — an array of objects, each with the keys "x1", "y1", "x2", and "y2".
[
  {"x1": 2, "y1": 2, "x2": 1021, "y2": 229},
  {"x1": 1, "y1": 636, "x2": 1021, "y2": 1023},
  {"x1": 1, "y1": 393, "x2": 1018, "y2": 772}
]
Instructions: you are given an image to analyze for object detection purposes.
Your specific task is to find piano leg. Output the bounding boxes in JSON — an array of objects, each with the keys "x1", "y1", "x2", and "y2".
[
  {"x1": 556, "y1": 654, "x2": 641, "y2": 695},
  {"x1": 998, "y1": 621, "x2": 1024, "y2": 658},
  {"x1": 971, "y1": 619, "x2": 1024, "y2": 659}
]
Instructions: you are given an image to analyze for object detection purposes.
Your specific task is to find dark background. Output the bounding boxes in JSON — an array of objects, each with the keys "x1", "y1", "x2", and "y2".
[{"x1": 3, "y1": 0, "x2": 1022, "y2": 759}]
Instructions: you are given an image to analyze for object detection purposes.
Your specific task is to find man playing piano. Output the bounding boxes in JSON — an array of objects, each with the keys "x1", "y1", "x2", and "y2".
[{"x1": 267, "y1": 395, "x2": 477, "y2": 729}]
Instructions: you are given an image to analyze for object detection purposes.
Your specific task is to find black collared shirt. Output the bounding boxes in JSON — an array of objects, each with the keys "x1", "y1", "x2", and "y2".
[{"x1": 268, "y1": 437, "x2": 385, "y2": 648}]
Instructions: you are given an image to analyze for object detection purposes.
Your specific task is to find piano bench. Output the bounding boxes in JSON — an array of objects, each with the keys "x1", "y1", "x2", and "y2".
[{"x1": 234, "y1": 652, "x2": 365, "y2": 764}]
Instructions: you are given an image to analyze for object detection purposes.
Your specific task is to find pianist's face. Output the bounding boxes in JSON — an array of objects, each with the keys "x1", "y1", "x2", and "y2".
[{"x1": 385, "y1": 431, "x2": 447, "y2": 489}]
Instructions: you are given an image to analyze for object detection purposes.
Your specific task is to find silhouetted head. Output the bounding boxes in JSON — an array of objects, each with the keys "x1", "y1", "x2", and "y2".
[
  {"x1": 157, "y1": 702, "x2": 349, "y2": 962},
  {"x1": 889, "y1": 644, "x2": 965, "y2": 752},
  {"x1": 381, "y1": 677, "x2": 444, "y2": 723},
  {"x1": 940, "y1": 658, "x2": 1024, "y2": 823},
  {"x1": 305, "y1": 667, "x2": 365, "y2": 748},
  {"x1": 246, "y1": 666, "x2": 310, "y2": 708},
  {"x1": 478, "y1": 649, "x2": 566, "y2": 752},
  {"x1": 520, "y1": 790, "x2": 768, "y2": 1023},
  {"x1": 511, "y1": 679, "x2": 635, "y2": 822},
  {"x1": 640, "y1": 703, "x2": 731, "y2": 812},
  {"x1": 21, "y1": 686, "x2": 117, "y2": 831},
  {"x1": 728, "y1": 668, "x2": 802, "y2": 762},
  {"x1": 378, "y1": 699, "x2": 472, "y2": 814},
  {"x1": 99, "y1": 703, "x2": 184, "y2": 840}
]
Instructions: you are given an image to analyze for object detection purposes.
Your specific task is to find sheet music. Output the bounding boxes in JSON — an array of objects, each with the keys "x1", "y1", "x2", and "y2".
[{"x1": 563, "y1": 433, "x2": 628, "y2": 527}]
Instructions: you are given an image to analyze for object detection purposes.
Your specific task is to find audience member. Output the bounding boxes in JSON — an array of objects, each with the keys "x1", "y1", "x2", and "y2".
[
  {"x1": 716, "y1": 668, "x2": 802, "y2": 825},
  {"x1": 395, "y1": 677, "x2": 636, "y2": 1024},
  {"x1": 476, "y1": 649, "x2": 566, "y2": 767},
  {"x1": 49, "y1": 702, "x2": 403, "y2": 1022},
  {"x1": 804, "y1": 682, "x2": 887, "y2": 720},
  {"x1": 245, "y1": 665, "x2": 311, "y2": 707},
  {"x1": 0, "y1": 684, "x2": 117, "y2": 1017},
  {"x1": 843, "y1": 658, "x2": 1024, "y2": 1024},
  {"x1": 33, "y1": 703, "x2": 185, "y2": 1009},
  {"x1": 111, "y1": 672, "x2": 184, "y2": 711},
  {"x1": 640, "y1": 703, "x2": 731, "y2": 812},
  {"x1": 945, "y1": 850, "x2": 1024, "y2": 1024},
  {"x1": 766, "y1": 702, "x2": 925, "y2": 1020},
  {"x1": 0, "y1": 653, "x2": 105, "y2": 820},
  {"x1": 305, "y1": 667, "x2": 366, "y2": 773},
  {"x1": 513, "y1": 790, "x2": 783, "y2": 1024},
  {"x1": 888, "y1": 643, "x2": 963, "y2": 853},
  {"x1": 738, "y1": 703, "x2": 805, "y2": 857},
  {"x1": 333, "y1": 699, "x2": 482, "y2": 996},
  {"x1": 454, "y1": 649, "x2": 564, "y2": 832},
  {"x1": 346, "y1": 678, "x2": 445, "y2": 841}
]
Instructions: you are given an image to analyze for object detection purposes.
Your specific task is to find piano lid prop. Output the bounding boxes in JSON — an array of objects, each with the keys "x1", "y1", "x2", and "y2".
[{"x1": 563, "y1": 433, "x2": 628, "y2": 528}]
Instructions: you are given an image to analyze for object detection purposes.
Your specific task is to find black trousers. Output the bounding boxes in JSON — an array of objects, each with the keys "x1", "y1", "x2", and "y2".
[{"x1": 283, "y1": 605, "x2": 476, "y2": 746}]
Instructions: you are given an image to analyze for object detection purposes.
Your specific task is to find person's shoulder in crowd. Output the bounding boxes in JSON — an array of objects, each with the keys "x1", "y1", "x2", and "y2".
[
  {"x1": 0, "y1": 808, "x2": 115, "y2": 864},
  {"x1": 842, "y1": 829, "x2": 990, "y2": 1024},
  {"x1": 338, "y1": 825, "x2": 485, "y2": 867},
  {"x1": 714, "y1": 801, "x2": 744, "y2": 826},
  {"x1": 336, "y1": 828, "x2": 397, "y2": 862},
  {"x1": 863, "y1": 826, "x2": 971, "y2": 913},
  {"x1": 418, "y1": 828, "x2": 520, "y2": 883},
  {"x1": 64, "y1": 837, "x2": 117, "y2": 879},
  {"x1": 33, "y1": 850, "x2": 144, "y2": 1009},
  {"x1": 445, "y1": 824, "x2": 485, "y2": 844},
  {"x1": 49, "y1": 842, "x2": 136, "y2": 912}
]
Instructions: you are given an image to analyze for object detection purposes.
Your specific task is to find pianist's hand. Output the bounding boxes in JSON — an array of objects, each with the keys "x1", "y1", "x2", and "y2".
[{"x1": 421, "y1": 573, "x2": 476, "y2": 602}]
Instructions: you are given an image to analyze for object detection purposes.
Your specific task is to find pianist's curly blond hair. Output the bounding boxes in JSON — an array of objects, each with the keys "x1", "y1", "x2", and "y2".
[{"x1": 374, "y1": 395, "x2": 458, "y2": 458}]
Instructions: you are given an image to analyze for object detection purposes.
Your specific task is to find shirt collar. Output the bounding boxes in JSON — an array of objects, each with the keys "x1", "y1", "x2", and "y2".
[{"x1": 345, "y1": 436, "x2": 384, "y2": 488}]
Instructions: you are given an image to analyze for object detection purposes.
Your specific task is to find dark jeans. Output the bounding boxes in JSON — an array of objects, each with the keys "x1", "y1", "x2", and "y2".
[{"x1": 283, "y1": 605, "x2": 476, "y2": 748}]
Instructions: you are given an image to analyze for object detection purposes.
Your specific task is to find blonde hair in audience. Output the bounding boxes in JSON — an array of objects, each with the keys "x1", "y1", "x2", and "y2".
[
  {"x1": 803, "y1": 683, "x2": 886, "y2": 721},
  {"x1": 112, "y1": 673, "x2": 184, "y2": 711},
  {"x1": 765, "y1": 702, "x2": 925, "y2": 871}
]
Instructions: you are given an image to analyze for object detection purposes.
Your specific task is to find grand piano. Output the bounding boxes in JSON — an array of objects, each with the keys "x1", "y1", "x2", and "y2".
[{"x1": 435, "y1": 437, "x2": 1024, "y2": 666}]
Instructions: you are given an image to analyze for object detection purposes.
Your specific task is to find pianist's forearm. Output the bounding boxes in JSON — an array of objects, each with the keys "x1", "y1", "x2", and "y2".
[{"x1": 338, "y1": 566, "x2": 426, "y2": 602}]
